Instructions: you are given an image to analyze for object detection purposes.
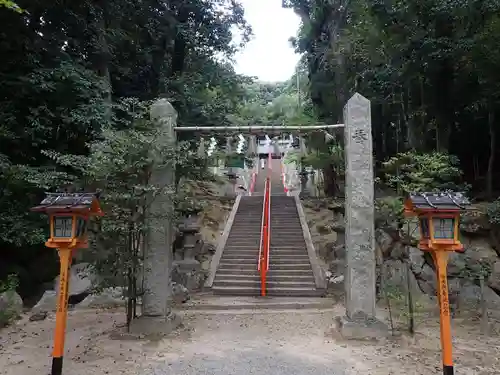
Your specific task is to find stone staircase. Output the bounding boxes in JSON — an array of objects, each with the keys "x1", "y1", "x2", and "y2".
[
  {"x1": 211, "y1": 196, "x2": 263, "y2": 295},
  {"x1": 211, "y1": 158, "x2": 324, "y2": 297},
  {"x1": 267, "y1": 195, "x2": 321, "y2": 296}
]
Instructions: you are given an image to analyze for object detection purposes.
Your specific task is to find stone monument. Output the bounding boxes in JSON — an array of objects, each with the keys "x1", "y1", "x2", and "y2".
[{"x1": 337, "y1": 93, "x2": 388, "y2": 339}]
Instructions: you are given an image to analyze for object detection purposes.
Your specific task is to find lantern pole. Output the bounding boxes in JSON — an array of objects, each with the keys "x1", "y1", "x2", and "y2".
[
  {"x1": 30, "y1": 192, "x2": 103, "y2": 375},
  {"x1": 405, "y1": 191, "x2": 469, "y2": 375},
  {"x1": 51, "y1": 247, "x2": 73, "y2": 375},
  {"x1": 432, "y1": 250, "x2": 454, "y2": 375}
]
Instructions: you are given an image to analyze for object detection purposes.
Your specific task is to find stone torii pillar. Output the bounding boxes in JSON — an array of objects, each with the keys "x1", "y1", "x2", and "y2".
[
  {"x1": 135, "y1": 98, "x2": 181, "y2": 335},
  {"x1": 338, "y1": 93, "x2": 388, "y2": 339}
]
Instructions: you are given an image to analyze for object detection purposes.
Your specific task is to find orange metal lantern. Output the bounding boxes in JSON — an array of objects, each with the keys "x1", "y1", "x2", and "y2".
[
  {"x1": 404, "y1": 192, "x2": 468, "y2": 252},
  {"x1": 31, "y1": 192, "x2": 103, "y2": 375},
  {"x1": 404, "y1": 191, "x2": 469, "y2": 375},
  {"x1": 31, "y1": 192, "x2": 103, "y2": 249}
]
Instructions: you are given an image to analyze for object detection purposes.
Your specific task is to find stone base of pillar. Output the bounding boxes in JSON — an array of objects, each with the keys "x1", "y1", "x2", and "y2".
[
  {"x1": 335, "y1": 314, "x2": 389, "y2": 341},
  {"x1": 129, "y1": 312, "x2": 182, "y2": 337}
]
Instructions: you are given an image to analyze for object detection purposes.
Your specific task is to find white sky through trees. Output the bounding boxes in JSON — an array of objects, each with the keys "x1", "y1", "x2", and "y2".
[{"x1": 234, "y1": 0, "x2": 301, "y2": 83}]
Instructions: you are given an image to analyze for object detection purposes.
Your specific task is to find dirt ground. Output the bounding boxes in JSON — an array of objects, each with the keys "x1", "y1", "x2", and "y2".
[{"x1": 1, "y1": 301, "x2": 499, "y2": 375}]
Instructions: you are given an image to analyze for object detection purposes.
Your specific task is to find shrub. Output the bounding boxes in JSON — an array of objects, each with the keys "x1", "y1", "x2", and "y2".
[{"x1": 383, "y1": 151, "x2": 468, "y2": 194}]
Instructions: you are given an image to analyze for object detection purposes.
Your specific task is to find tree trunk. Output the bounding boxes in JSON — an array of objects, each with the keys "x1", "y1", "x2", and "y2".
[
  {"x1": 90, "y1": 4, "x2": 112, "y2": 121},
  {"x1": 486, "y1": 108, "x2": 496, "y2": 199},
  {"x1": 322, "y1": 163, "x2": 339, "y2": 197}
]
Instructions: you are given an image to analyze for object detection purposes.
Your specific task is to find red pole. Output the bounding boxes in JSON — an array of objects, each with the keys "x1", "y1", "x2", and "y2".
[{"x1": 260, "y1": 224, "x2": 267, "y2": 297}]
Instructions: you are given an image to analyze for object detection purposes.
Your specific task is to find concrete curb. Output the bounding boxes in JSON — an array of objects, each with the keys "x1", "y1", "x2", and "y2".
[
  {"x1": 294, "y1": 195, "x2": 327, "y2": 290},
  {"x1": 204, "y1": 194, "x2": 242, "y2": 288}
]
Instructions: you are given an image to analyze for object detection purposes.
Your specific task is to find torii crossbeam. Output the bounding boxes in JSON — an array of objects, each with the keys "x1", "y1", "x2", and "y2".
[{"x1": 173, "y1": 124, "x2": 344, "y2": 134}]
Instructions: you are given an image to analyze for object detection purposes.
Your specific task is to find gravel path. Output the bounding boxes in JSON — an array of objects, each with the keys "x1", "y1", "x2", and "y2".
[
  {"x1": 145, "y1": 310, "x2": 357, "y2": 375},
  {"x1": 1, "y1": 305, "x2": 499, "y2": 375}
]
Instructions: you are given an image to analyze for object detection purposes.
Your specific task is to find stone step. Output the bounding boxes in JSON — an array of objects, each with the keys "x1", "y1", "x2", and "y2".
[
  {"x1": 223, "y1": 255, "x2": 260, "y2": 261},
  {"x1": 216, "y1": 269, "x2": 258, "y2": 275},
  {"x1": 218, "y1": 262, "x2": 259, "y2": 270},
  {"x1": 269, "y1": 255, "x2": 310, "y2": 260},
  {"x1": 270, "y1": 243, "x2": 306, "y2": 246},
  {"x1": 230, "y1": 223, "x2": 262, "y2": 227},
  {"x1": 228, "y1": 233, "x2": 262, "y2": 238},
  {"x1": 223, "y1": 246, "x2": 260, "y2": 251},
  {"x1": 212, "y1": 286, "x2": 323, "y2": 297},
  {"x1": 214, "y1": 279, "x2": 316, "y2": 288},
  {"x1": 219, "y1": 258, "x2": 257, "y2": 264},
  {"x1": 214, "y1": 274, "x2": 314, "y2": 282},
  {"x1": 227, "y1": 243, "x2": 260, "y2": 248},
  {"x1": 224, "y1": 250, "x2": 305, "y2": 256},
  {"x1": 269, "y1": 235, "x2": 305, "y2": 239},
  {"x1": 270, "y1": 242, "x2": 306, "y2": 247},
  {"x1": 268, "y1": 263, "x2": 312, "y2": 270},
  {"x1": 267, "y1": 270, "x2": 314, "y2": 277},
  {"x1": 218, "y1": 262, "x2": 312, "y2": 271},
  {"x1": 269, "y1": 259, "x2": 310, "y2": 265},
  {"x1": 178, "y1": 296, "x2": 333, "y2": 312}
]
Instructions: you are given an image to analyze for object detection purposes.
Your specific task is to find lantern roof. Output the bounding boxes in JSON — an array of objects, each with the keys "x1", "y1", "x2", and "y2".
[
  {"x1": 31, "y1": 192, "x2": 103, "y2": 215},
  {"x1": 405, "y1": 191, "x2": 470, "y2": 212}
]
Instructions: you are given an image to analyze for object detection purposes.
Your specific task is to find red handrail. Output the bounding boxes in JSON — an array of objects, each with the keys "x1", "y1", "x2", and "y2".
[{"x1": 258, "y1": 153, "x2": 272, "y2": 296}]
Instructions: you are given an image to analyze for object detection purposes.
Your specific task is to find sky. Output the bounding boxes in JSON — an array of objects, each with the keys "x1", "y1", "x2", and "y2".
[{"x1": 233, "y1": 0, "x2": 301, "y2": 83}]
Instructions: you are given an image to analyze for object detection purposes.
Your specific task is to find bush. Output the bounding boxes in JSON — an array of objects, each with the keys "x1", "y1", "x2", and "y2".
[
  {"x1": 375, "y1": 196, "x2": 405, "y2": 228},
  {"x1": 383, "y1": 151, "x2": 468, "y2": 194}
]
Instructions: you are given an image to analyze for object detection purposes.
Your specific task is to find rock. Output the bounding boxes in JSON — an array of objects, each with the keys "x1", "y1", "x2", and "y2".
[
  {"x1": 490, "y1": 225, "x2": 500, "y2": 255},
  {"x1": 488, "y1": 261, "x2": 500, "y2": 292},
  {"x1": 77, "y1": 287, "x2": 124, "y2": 308},
  {"x1": 328, "y1": 275, "x2": 345, "y2": 294},
  {"x1": 389, "y1": 242, "x2": 406, "y2": 259},
  {"x1": 407, "y1": 247, "x2": 425, "y2": 275},
  {"x1": 330, "y1": 222, "x2": 345, "y2": 233},
  {"x1": 382, "y1": 260, "x2": 422, "y2": 297},
  {"x1": 29, "y1": 311, "x2": 48, "y2": 322},
  {"x1": 330, "y1": 275, "x2": 344, "y2": 284},
  {"x1": 172, "y1": 282, "x2": 190, "y2": 304},
  {"x1": 416, "y1": 264, "x2": 437, "y2": 296},
  {"x1": 332, "y1": 244, "x2": 346, "y2": 259},
  {"x1": 32, "y1": 290, "x2": 57, "y2": 313},
  {"x1": 460, "y1": 209, "x2": 490, "y2": 236},
  {"x1": 328, "y1": 259, "x2": 345, "y2": 277},
  {"x1": 0, "y1": 290, "x2": 23, "y2": 320},
  {"x1": 375, "y1": 229, "x2": 394, "y2": 257},
  {"x1": 201, "y1": 242, "x2": 216, "y2": 255},
  {"x1": 447, "y1": 252, "x2": 468, "y2": 277},
  {"x1": 54, "y1": 262, "x2": 98, "y2": 297},
  {"x1": 172, "y1": 259, "x2": 206, "y2": 291},
  {"x1": 456, "y1": 282, "x2": 500, "y2": 317}
]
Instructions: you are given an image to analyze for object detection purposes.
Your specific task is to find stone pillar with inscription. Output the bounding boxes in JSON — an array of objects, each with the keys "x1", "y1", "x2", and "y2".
[{"x1": 337, "y1": 93, "x2": 388, "y2": 339}]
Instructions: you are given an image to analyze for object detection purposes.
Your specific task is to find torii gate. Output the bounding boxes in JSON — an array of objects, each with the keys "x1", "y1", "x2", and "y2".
[{"x1": 143, "y1": 93, "x2": 388, "y2": 339}]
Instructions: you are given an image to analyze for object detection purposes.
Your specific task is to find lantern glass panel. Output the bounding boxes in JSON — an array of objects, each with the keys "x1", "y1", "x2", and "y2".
[
  {"x1": 53, "y1": 216, "x2": 73, "y2": 238},
  {"x1": 75, "y1": 217, "x2": 87, "y2": 237},
  {"x1": 432, "y1": 217, "x2": 455, "y2": 239},
  {"x1": 419, "y1": 218, "x2": 430, "y2": 239}
]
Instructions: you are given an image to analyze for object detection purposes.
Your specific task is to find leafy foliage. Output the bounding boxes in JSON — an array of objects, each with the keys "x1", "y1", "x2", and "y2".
[
  {"x1": 285, "y1": 0, "x2": 500, "y2": 197},
  {"x1": 0, "y1": 0, "x2": 252, "y2": 300},
  {"x1": 382, "y1": 151, "x2": 467, "y2": 193}
]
